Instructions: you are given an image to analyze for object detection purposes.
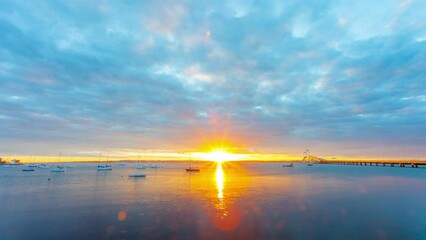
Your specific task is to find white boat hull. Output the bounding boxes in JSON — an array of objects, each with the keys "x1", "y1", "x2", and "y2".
[
  {"x1": 97, "y1": 167, "x2": 112, "y2": 171},
  {"x1": 51, "y1": 168, "x2": 66, "y2": 172}
]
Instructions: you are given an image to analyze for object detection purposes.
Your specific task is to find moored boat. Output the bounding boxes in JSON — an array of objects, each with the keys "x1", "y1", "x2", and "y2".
[
  {"x1": 97, "y1": 165, "x2": 112, "y2": 171},
  {"x1": 186, "y1": 154, "x2": 200, "y2": 172},
  {"x1": 149, "y1": 164, "x2": 160, "y2": 169},
  {"x1": 38, "y1": 164, "x2": 50, "y2": 169},
  {"x1": 51, "y1": 166, "x2": 66, "y2": 172},
  {"x1": 128, "y1": 173, "x2": 146, "y2": 178},
  {"x1": 185, "y1": 166, "x2": 200, "y2": 172}
]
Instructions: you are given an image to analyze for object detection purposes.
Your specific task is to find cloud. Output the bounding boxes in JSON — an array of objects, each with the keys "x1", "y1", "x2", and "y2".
[{"x1": 0, "y1": 0, "x2": 425, "y2": 158}]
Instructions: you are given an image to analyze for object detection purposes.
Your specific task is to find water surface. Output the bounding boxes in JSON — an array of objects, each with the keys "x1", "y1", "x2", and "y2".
[{"x1": 1, "y1": 162, "x2": 425, "y2": 239}]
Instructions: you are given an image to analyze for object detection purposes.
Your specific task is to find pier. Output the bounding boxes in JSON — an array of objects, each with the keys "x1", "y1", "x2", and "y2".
[{"x1": 302, "y1": 149, "x2": 425, "y2": 168}]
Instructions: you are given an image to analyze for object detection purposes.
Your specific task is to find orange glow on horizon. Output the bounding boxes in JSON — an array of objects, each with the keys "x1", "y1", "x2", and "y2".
[{"x1": 190, "y1": 148, "x2": 244, "y2": 162}]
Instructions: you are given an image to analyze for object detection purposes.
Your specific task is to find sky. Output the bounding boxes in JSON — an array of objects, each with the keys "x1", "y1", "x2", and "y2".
[{"x1": 0, "y1": 0, "x2": 426, "y2": 160}]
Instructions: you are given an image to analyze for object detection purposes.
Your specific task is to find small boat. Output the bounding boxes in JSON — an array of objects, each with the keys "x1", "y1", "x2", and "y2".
[
  {"x1": 65, "y1": 164, "x2": 75, "y2": 168},
  {"x1": 282, "y1": 163, "x2": 294, "y2": 167},
  {"x1": 52, "y1": 153, "x2": 66, "y2": 172},
  {"x1": 135, "y1": 157, "x2": 146, "y2": 169},
  {"x1": 128, "y1": 173, "x2": 146, "y2": 178},
  {"x1": 28, "y1": 164, "x2": 38, "y2": 168},
  {"x1": 38, "y1": 164, "x2": 50, "y2": 169},
  {"x1": 51, "y1": 166, "x2": 66, "y2": 172},
  {"x1": 118, "y1": 162, "x2": 127, "y2": 166},
  {"x1": 149, "y1": 164, "x2": 160, "y2": 169},
  {"x1": 307, "y1": 163, "x2": 314, "y2": 166},
  {"x1": 22, "y1": 168, "x2": 35, "y2": 172},
  {"x1": 97, "y1": 165, "x2": 112, "y2": 171},
  {"x1": 135, "y1": 164, "x2": 146, "y2": 169},
  {"x1": 185, "y1": 167, "x2": 200, "y2": 172},
  {"x1": 186, "y1": 154, "x2": 200, "y2": 172},
  {"x1": 2, "y1": 164, "x2": 12, "y2": 168},
  {"x1": 96, "y1": 153, "x2": 112, "y2": 171}
]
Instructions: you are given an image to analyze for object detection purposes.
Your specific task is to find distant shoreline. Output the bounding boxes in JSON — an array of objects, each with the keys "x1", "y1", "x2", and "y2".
[{"x1": 2, "y1": 159, "x2": 426, "y2": 164}]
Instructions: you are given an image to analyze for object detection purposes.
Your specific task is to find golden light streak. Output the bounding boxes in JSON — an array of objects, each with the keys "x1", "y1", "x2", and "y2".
[{"x1": 216, "y1": 163, "x2": 224, "y2": 199}]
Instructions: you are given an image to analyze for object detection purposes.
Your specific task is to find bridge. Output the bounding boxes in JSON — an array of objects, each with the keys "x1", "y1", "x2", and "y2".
[
  {"x1": 302, "y1": 149, "x2": 425, "y2": 168},
  {"x1": 302, "y1": 149, "x2": 326, "y2": 163}
]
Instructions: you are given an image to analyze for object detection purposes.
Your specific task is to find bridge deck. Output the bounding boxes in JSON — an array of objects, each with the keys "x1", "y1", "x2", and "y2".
[{"x1": 318, "y1": 160, "x2": 426, "y2": 167}]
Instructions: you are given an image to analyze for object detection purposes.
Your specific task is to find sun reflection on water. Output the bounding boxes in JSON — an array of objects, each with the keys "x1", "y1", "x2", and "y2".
[
  {"x1": 211, "y1": 162, "x2": 243, "y2": 231},
  {"x1": 216, "y1": 163, "x2": 224, "y2": 200}
]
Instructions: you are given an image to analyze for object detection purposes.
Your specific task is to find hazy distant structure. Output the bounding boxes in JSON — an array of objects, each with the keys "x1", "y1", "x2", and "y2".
[{"x1": 302, "y1": 149, "x2": 325, "y2": 163}]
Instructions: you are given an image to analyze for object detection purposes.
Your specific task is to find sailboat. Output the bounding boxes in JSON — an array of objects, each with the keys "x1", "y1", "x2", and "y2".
[
  {"x1": 28, "y1": 156, "x2": 37, "y2": 168},
  {"x1": 52, "y1": 153, "x2": 66, "y2": 172},
  {"x1": 186, "y1": 154, "x2": 200, "y2": 172},
  {"x1": 38, "y1": 163, "x2": 50, "y2": 169},
  {"x1": 282, "y1": 162, "x2": 294, "y2": 167},
  {"x1": 135, "y1": 155, "x2": 146, "y2": 169},
  {"x1": 128, "y1": 172, "x2": 146, "y2": 177},
  {"x1": 66, "y1": 158, "x2": 75, "y2": 168},
  {"x1": 149, "y1": 163, "x2": 160, "y2": 169},
  {"x1": 22, "y1": 161, "x2": 35, "y2": 171},
  {"x1": 129, "y1": 155, "x2": 146, "y2": 177},
  {"x1": 97, "y1": 153, "x2": 112, "y2": 171},
  {"x1": 135, "y1": 163, "x2": 146, "y2": 169},
  {"x1": 148, "y1": 155, "x2": 160, "y2": 168},
  {"x1": 118, "y1": 162, "x2": 127, "y2": 166},
  {"x1": 22, "y1": 168, "x2": 35, "y2": 171}
]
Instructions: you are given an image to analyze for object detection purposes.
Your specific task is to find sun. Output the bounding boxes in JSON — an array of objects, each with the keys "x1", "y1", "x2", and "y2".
[{"x1": 202, "y1": 149, "x2": 239, "y2": 163}]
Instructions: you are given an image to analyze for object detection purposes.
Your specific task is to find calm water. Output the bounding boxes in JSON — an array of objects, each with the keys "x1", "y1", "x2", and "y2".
[{"x1": 1, "y1": 162, "x2": 426, "y2": 240}]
